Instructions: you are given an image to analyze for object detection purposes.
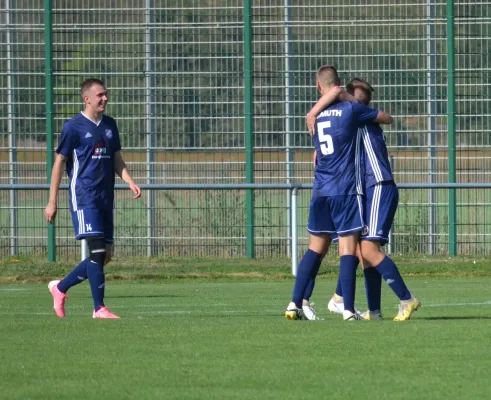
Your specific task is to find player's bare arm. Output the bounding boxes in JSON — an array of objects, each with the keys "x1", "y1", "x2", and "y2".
[
  {"x1": 44, "y1": 153, "x2": 67, "y2": 223},
  {"x1": 373, "y1": 111, "x2": 394, "y2": 125},
  {"x1": 114, "y1": 151, "x2": 142, "y2": 199},
  {"x1": 306, "y1": 86, "x2": 356, "y2": 135}
]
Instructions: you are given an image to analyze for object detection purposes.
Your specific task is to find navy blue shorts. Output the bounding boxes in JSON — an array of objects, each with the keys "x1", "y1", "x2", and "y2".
[
  {"x1": 361, "y1": 181, "x2": 398, "y2": 245},
  {"x1": 71, "y1": 208, "x2": 114, "y2": 244},
  {"x1": 307, "y1": 194, "x2": 364, "y2": 236}
]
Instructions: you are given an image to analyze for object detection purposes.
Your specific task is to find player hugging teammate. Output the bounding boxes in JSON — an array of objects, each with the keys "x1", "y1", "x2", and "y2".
[{"x1": 285, "y1": 66, "x2": 421, "y2": 322}]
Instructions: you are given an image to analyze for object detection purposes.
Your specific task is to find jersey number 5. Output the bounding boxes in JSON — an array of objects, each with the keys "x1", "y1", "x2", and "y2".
[{"x1": 317, "y1": 121, "x2": 334, "y2": 155}]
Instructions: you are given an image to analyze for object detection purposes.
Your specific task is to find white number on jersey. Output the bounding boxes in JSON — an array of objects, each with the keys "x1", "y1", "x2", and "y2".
[{"x1": 317, "y1": 121, "x2": 334, "y2": 155}]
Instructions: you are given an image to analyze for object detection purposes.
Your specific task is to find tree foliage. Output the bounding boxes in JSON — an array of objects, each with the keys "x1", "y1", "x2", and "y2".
[{"x1": 4, "y1": 1, "x2": 490, "y2": 148}]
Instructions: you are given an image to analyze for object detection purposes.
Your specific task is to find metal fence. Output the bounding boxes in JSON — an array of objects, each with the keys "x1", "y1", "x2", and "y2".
[{"x1": 0, "y1": 1, "x2": 490, "y2": 260}]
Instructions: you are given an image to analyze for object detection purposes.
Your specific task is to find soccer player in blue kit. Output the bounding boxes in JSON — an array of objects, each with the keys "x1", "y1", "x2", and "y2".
[
  {"x1": 285, "y1": 66, "x2": 394, "y2": 321},
  {"x1": 44, "y1": 78, "x2": 141, "y2": 319},
  {"x1": 305, "y1": 78, "x2": 421, "y2": 321}
]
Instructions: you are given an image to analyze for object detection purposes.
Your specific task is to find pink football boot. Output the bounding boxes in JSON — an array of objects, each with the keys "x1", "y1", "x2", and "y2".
[{"x1": 48, "y1": 280, "x2": 67, "y2": 318}]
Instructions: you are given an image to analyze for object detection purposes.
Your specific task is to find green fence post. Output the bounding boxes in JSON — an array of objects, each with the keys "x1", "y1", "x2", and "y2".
[
  {"x1": 45, "y1": 0, "x2": 56, "y2": 261},
  {"x1": 244, "y1": 0, "x2": 255, "y2": 258},
  {"x1": 447, "y1": 0, "x2": 457, "y2": 256}
]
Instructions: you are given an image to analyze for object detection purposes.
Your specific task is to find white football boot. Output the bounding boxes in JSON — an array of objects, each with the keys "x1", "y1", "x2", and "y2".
[
  {"x1": 327, "y1": 297, "x2": 345, "y2": 315},
  {"x1": 285, "y1": 302, "x2": 306, "y2": 320},
  {"x1": 343, "y1": 310, "x2": 362, "y2": 321},
  {"x1": 302, "y1": 300, "x2": 322, "y2": 321}
]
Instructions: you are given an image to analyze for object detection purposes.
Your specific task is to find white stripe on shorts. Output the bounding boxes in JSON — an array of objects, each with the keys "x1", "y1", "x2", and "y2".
[
  {"x1": 81, "y1": 210, "x2": 85, "y2": 234},
  {"x1": 77, "y1": 210, "x2": 83, "y2": 235},
  {"x1": 369, "y1": 184, "x2": 382, "y2": 237},
  {"x1": 356, "y1": 194, "x2": 364, "y2": 227}
]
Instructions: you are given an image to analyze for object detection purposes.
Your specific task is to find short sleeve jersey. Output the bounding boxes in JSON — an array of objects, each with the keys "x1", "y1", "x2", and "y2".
[
  {"x1": 56, "y1": 112, "x2": 121, "y2": 211},
  {"x1": 359, "y1": 122, "x2": 394, "y2": 187},
  {"x1": 312, "y1": 101, "x2": 379, "y2": 196}
]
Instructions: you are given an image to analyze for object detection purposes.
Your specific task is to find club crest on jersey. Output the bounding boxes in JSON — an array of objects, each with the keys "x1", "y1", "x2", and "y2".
[{"x1": 105, "y1": 129, "x2": 113, "y2": 139}]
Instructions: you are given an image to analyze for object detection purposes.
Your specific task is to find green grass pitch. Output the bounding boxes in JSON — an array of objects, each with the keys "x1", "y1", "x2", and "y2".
[{"x1": 1, "y1": 259, "x2": 491, "y2": 399}]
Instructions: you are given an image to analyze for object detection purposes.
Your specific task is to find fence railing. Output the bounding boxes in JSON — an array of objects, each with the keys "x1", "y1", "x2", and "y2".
[
  {"x1": 2, "y1": 183, "x2": 491, "y2": 274},
  {"x1": 2, "y1": 1, "x2": 490, "y2": 263}
]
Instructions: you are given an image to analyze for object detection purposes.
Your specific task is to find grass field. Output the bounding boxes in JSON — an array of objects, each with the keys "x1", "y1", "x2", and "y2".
[{"x1": 1, "y1": 257, "x2": 491, "y2": 399}]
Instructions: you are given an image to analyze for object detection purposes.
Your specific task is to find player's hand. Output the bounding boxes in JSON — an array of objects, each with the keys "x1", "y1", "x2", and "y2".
[
  {"x1": 306, "y1": 112, "x2": 316, "y2": 136},
  {"x1": 129, "y1": 182, "x2": 142, "y2": 199},
  {"x1": 44, "y1": 203, "x2": 57, "y2": 223}
]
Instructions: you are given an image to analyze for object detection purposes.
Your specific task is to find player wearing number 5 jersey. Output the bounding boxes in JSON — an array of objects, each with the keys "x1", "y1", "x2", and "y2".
[
  {"x1": 285, "y1": 65, "x2": 393, "y2": 321},
  {"x1": 307, "y1": 78, "x2": 421, "y2": 321}
]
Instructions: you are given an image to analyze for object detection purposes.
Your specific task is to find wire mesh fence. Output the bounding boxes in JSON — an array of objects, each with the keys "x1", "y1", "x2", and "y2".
[{"x1": 0, "y1": 1, "x2": 490, "y2": 259}]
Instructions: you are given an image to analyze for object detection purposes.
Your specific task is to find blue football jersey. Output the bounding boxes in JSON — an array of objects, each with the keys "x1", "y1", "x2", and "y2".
[
  {"x1": 56, "y1": 113, "x2": 122, "y2": 211},
  {"x1": 312, "y1": 101, "x2": 379, "y2": 196},
  {"x1": 359, "y1": 122, "x2": 394, "y2": 187}
]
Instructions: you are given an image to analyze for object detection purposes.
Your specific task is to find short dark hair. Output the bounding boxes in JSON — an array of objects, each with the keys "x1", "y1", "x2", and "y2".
[
  {"x1": 80, "y1": 78, "x2": 105, "y2": 96},
  {"x1": 316, "y1": 65, "x2": 341, "y2": 87},
  {"x1": 346, "y1": 78, "x2": 373, "y2": 102},
  {"x1": 346, "y1": 78, "x2": 374, "y2": 93}
]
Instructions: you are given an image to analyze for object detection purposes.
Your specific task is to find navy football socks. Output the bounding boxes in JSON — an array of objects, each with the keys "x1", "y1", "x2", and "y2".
[
  {"x1": 375, "y1": 256, "x2": 411, "y2": 301},
  {"x1": 87, "y1": 261, "x2": 105, "y2": 310},
  {"x1": 339, "y1": 255, "x2": 359, "y2": 313},
  {"x1": 57, "y1": 258, "x2": 90, "y2": 293},
  {"x1": 303, "y1": 255, "x2": 324, "y2": 302},
  {"x1": 335, "y1": 276, "x2": 343, "y2": 297},
  {"x1": 363, "y1": 267, "x2": 382, "y2": 311},
  {"x1": 292, "y1": 249, "x2": 323, "y2": 308}
]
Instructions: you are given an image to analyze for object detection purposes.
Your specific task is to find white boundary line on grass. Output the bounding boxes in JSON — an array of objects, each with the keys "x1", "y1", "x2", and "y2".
[
  {"x1": 423, "y1": 301, "x2": 491, "y2": 307},
  {"x1": 3, "y1": 301, "x2": 491, "y2": 316},
  {"x1": 13, "y1": 301, "x2": 491, "y2": 317},
  {"x1": 29, "y1": 310, "x2": 249, "y2": 316}
]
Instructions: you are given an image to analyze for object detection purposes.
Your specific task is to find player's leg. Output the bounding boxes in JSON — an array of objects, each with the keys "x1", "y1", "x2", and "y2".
[
  {"x1": 329, "y1": 194, "x2": 365, "y2": 320},
  {"x1": 285, "y1": 195, "x2": 333, "y2": 320},
  {"x1": 361, "y1": 239, "x2": 420, "y2": 321},
  {"x1": 286, "y1": 234, "x2": 329, "y2": 320},
  {"x1": 48, "y1": 208, "x2": 103, "y2": 318},
  {"x1": 303, "y1": 234, "x2": 331, "y2": 301},
  {"x1": 327, "y1": 283, "x2": 344, "y2": 314},
  {"x1": 299, "y1": 234, "x2": 331, "y2": 320},
  {"x1": 327, "y1": 234, "x2": 345, "y2": 315},
  {"x1": 85, "y1": 236, "x2": 106, "y2": 309},
  {"x1": 359, "y1": 243, "x2": 383, "y2": 321},
  {"x1": 360, "y1": 182, "x2": 420, "y2": 321},
  {"x1": 91, "y1": 208, "x2": 119, "y2": 319},
  {"x1": 356, "y1": 185, "x2": 383, "y2": 320},
  {"x1": 49, "y1": 257, "x2": 90, "y2": 318},
  {"x1": 86, "y1": 237, "x2": 119, "y2": 319},
  {"x1": 55, "y1": 210, "x2": 92, "y2": 293},
  {"x1": 337, "y1": 233, "x2": 360, "y2": 320},
  {"x1": 328, "y1": 249, "x2": 380, "y2": 318}
]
